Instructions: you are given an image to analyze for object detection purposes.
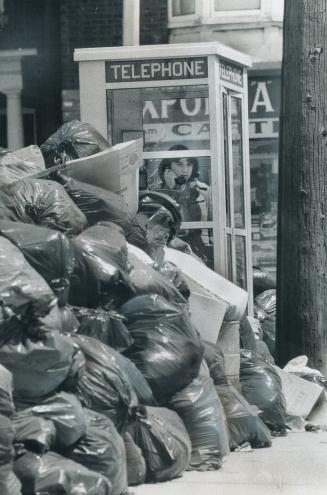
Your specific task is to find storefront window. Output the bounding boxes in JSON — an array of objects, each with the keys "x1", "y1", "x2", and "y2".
[
  {"x1": 145, "y1": 156, "x2": 212, "y2": 222},
  {"x1": 172, "y1": 0, "x2": 196, "y2": 16},
  {"x1": 108, "y1": 86, "x2": 210, "y2": 151},
  {"x1": 214, "y1": 0, "x2": 260, "y2": 11},
  {"x1": 143, "y1": 86, "x2": 209, "y2": 151}
]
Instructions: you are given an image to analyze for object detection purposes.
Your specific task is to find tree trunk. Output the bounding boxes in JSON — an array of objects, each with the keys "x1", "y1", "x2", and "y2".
[{"x1": 276, "y1": 0, "x2": 327, "y2": 374}]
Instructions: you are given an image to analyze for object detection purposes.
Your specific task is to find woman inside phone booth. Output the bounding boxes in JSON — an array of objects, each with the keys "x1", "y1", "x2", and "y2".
[{"x1": 148, "y1": 144, "x2": 212, "y2": 223}]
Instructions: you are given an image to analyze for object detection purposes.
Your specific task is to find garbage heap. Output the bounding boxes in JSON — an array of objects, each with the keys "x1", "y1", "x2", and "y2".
[{"x1": 0, "y1": 121, "x2": 325, "y2": 495}]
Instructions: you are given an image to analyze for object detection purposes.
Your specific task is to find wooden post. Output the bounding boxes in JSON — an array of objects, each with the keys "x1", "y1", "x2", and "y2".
[{"x1": 276, "y1": 0, "x2": 327, "y2": 374}]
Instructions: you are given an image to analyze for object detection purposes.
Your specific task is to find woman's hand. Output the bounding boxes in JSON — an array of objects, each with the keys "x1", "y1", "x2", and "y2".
[{"x1": 163, "y1": 168, "x2": 178, "y2": 189}]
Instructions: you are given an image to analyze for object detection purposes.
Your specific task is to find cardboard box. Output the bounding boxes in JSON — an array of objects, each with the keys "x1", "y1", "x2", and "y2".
[
  {"x1": 274, "y1": 366, "x2": 324, "y2": 419},
  {"x1": 189, "y1": 291, "x2": 227, "y2": 343},
  {"x1": 164, "y1": 247, "x2": 248, "y2": 321},
  {"x1": 65, "y1": 139, "x2": 143, "y2": 215},
  {"x1": 307, "y1": 391, "x2": 327, "y2": 426},
  {"x1": 218, "y1": 321, "x2": 241, "y2": 384}
]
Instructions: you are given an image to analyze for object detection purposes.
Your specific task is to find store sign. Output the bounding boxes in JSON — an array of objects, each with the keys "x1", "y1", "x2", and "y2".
[
  {"x1": 106, "y1": 57, "x2": 208, "y2": 83},
  {"x1": 143, "y1": 97, "x2": 209, "y2": 144},
  {"x1": 220, "y1": 60, "x2": 243, "y2": 87},
  {"x1": 248, "y1": 76, "x2": 281, "y2": 138}
]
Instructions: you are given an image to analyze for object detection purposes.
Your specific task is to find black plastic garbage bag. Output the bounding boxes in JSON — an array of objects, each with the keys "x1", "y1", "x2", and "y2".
[
  {"x1": 203, "y1": 340, "x2": 228, "y2": 386},
  {"x1": 216, "y1": 383, "x2": 272, "y2": 450},
  {"x1": 123, "y1": 432, "x2": 146, "y2": 486},
  {"x1": 127, "y1": 406, "x2": 191, "y2": 482},
  {"x1": 0, "y1": 191, "x2": 19, "y2": 221},
  {"x1": 239, "y1": 350, "x2": 287, "y2": 435},
  {"x1": 0, "y1": 146, "x2": 45, "y2": 187},
  {"x1": 128, "y1": 251, "x2": 188, "y2": 307},
  {"x1": 23, "y1": 392, "x2": 86, "y2": 449},
  {"x1": 0, "y1": 364, "x2": 15, "y2": 418},
  {"x1": 58, "y1": 305, "x2": 80, "y2": 334},
  {"x1": 52, "y1": 172, "x2": 132, "y2": 232},
  {"x1": 113, "y1": 351, "x2": 156, "y2": 407},
  {"x1": 127, "y1": 191, "x2": 182, "y2": 250},
  {"x1": 159, "y1": 261, "x2": 191, "y2": 300},
  {"x1": 121, "y1": 294, "x2": 203, "y2": 402},
  {"x1": 3, "y1": 178, "x2": 87, "y2": 235},
  {"x1": 0, "y1": 237, "x2": 57, "y2": 345},
  {"x1": 0, "y1": 467, "x2": 22, "y2": 495},
  {"x1": 69, "y1": 223, "x2": 135, "y2": 308},
  {"x1": 169, "y1": 374, "x2": 229, "y2": 471},
  {"x1": 0, "y1": 414, "x2": 15, "y2": 466},
  {"x1": 40, "y1": 120, "x2": 110, "y2": 167},
  {"x1": 0, "y1": 331, "x2": 76, "y2": 400},
  {"x1": 74, "y1": 307, "x2": 133, "y2": 352},
  {"x1": 252, "y1": 266, "x2": 276, "y2": 297},
  {"x1": 72, "y1": 334, "x2": 138, "y2": 432},
  {"x1": 13, "y1": 414, "x2": 56, "y2": 455},
  {"x1": 14, "y1": 451, "x2": 112, "y2": 495},
  {"x1": 65, "y1": 408, "x2": 127, "y2": 495},
  {"x1": 254, "y1": 289, "x2": 276, "y2": 318},
  {"x1": 0, "y1": 221, "x2": 74, "y2": 307}
]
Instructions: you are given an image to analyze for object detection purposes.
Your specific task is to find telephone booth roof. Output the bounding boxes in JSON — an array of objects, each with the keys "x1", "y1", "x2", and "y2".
[{"x1": 74, "y1": 41, "x2": 252, "y2": 68}]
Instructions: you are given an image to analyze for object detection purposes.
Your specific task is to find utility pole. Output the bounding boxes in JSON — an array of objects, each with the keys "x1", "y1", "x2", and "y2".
[{"x1": 276, "y1": 0, "x2": 327, "y2": 374}]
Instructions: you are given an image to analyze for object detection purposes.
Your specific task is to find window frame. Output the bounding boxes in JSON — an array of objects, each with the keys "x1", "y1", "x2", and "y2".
[{"x1": 168, "y1": 0, "x2": 272, "y2": 28}]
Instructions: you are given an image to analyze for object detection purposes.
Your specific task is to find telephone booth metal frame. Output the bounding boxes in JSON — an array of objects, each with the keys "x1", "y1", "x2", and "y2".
[{"x1": 75, "y1": 42, "x2": 253, "y2": 310}]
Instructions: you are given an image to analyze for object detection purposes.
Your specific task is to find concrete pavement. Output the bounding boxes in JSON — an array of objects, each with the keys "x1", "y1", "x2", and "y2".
[{"x1": 133, "y1": 431, "x2": 327, "y2": 495}]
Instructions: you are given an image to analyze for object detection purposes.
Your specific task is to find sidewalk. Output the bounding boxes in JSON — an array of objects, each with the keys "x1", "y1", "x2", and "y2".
[{"x1": 133, "y1": 431, "x2": 327, "y2": 495}]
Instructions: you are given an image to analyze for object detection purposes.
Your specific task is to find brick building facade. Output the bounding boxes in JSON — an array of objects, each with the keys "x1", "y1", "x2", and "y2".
[{"x1": 0, "y1": 0, "x2": 168, "y2": 146}]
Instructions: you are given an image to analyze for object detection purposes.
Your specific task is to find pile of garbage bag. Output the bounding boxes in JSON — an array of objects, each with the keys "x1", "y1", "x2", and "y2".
[{"x1": 0, "y1": 123, "x2": 286, "y2": 493}]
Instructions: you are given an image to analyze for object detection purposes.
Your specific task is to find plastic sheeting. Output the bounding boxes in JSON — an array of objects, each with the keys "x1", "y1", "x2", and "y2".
[
  {"x1": 14, "y1": 451, "x2": 112, "y2": 495},
  {"x1": 53, "y1": 172, "x2": 132, "y2": 232},
  {"x1": 127, "y1": 406, "x2": 191, "y2": 482},
  {"x1": 65, "y1": 408, "x2": 127, "y2": 495},
  {"x1": 72, "y1": 334, "x2": 138, "y2": 432},
  {"x1": 121, "y1": 294, "x2": 204, "y2": 402},
  {"x1": 3, "y1": 178, "x2": 87, "y2": 235},
  {"x1": 0, "y1": 237, "x2": 57, "y2": 344},
  {"x1": 0, "y1": 221, "x2": 74, "y2": 307},
  {"x1": 74, "y1": 307, "x2": 133, "y2": 352},
  {"x1": 239, "y1": 350, "x2": 287, "y2": 435},
  {"x1": 40, "y1": 120, "x2": 110, "y2": 167},
  {"x1": 69, "y1": 223, "x2": 135, "y2": 308},
  {"x1": 216, "y1": 383, "x2": 272, "y2": 450},
  {"x1": 169, "y1": 374, "x2": 229, "y2": 471}
]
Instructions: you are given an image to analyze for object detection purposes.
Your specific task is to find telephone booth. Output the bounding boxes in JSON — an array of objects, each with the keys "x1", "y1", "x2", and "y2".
[{"x1": 75, "y1": 42, "x2": 253, "y2": 305}]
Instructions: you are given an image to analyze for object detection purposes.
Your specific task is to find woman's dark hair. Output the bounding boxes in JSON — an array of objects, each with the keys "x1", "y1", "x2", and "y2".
[{"x1": 158, "y1": 144, "x2": 199, "y2": 182}]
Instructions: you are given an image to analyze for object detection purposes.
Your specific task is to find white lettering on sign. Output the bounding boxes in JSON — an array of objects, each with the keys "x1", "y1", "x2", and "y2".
[
  {"x1": 143, "y1": 98, "x2": 209, "y2": 120},
  {"x1": 106, "y1": 58, "x2": 208, "y2": 82},
  {"x1": 143, "y1": 122, "x2": 210, "y2": 143},
  {"x1": 220, "y1": 61, "x2": 243, "y2": 86},
  {"x1": 180, "y1": 98, "x2": 202, "y2": 117},
  {"x1": 249, "y1": 118, "x2": 279, "y2": 139},
  {"x1": 250, "y1": 81, "x2": 274, "y2": 113}
]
